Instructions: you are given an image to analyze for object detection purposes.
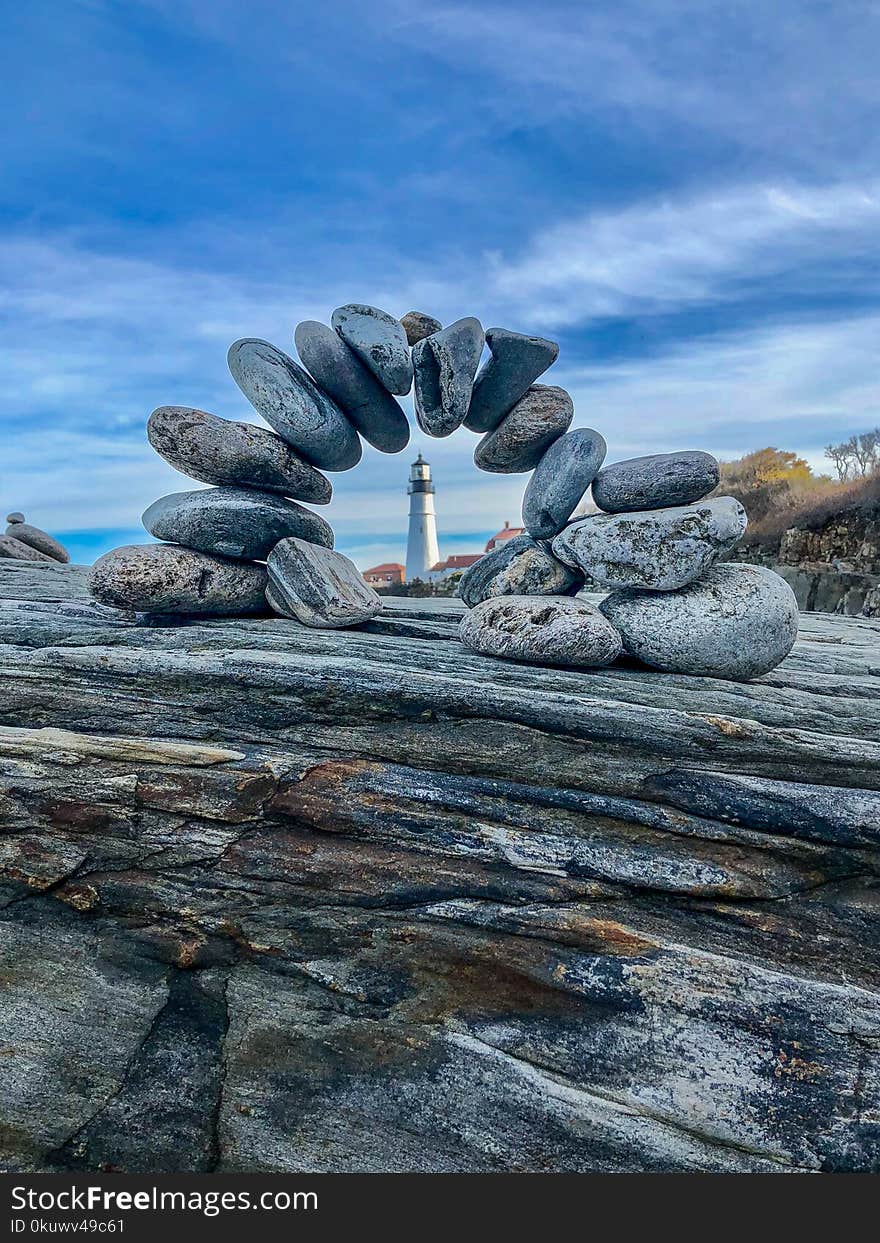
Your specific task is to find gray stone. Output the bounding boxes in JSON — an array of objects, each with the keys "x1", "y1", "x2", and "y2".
[
  {"x1": 599, "y1": 563, "x2": 799, "y2": 681},
  {"x1": 458, "y1": 533, "x2": 580, "y2": 608},
  {"x1": 553, "y1": 497, "x2": 747, "y2": 592},
  {"x1": 266, "y1": 538, "x2": 381, "y2": 628},
  {"x1": 464, "y1": 328, "x2": 559, "y2": 433},
  {"x1": 401, "y1": 311, "x2": 442, "y2": 346},
  {"x1": 522, "y1": 428, "x2": 607, "y2": 538},
  {"x1": 294, "y1": 320, "x2": 409, "y2": 454},
  {"x1": 0, "y1": 535, "x2": 56, "y2": 563},
  {"x1": 3, "y1": 523, "x2": 69, "y2": 563},
  {"x1": 331, "y1": 304, "x2": 413, "y2": 396},
  {"x1": 474, "y1": 385, "x2": 573, "y2": 474},
  {"x1": 147, "y1": 406, "x2": 332, "y2": 503},
  {"x1": 413, "y1": 317, "x2": 484, "y2": 437},
  {"x1": 593, "y1": 451, "x2": 720, "y2": 513},
  {"x1": 227, "y1": 339, "x2": 361, "y2": 472},
  {"x1": 143, "y1": 487, "x2": 333, "y2": 562},
  {"x1": 6, "y1": 513, "x2": 24, "y2": 525},
  {"x1": 460, "y1": 595, "x2": 622, "y2": 668},
  {"x1": 88, "y1": 544, "x2": 269, "y2": 615}
]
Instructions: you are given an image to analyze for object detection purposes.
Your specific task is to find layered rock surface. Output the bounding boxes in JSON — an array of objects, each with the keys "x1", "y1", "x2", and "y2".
[{"x1": 2, "y1": 561, "x2": 880, "y2": 1173}]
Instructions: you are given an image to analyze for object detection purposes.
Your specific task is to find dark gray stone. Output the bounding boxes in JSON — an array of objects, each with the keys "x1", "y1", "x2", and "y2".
[
  {"x1": 553, "y1": 498, "x2": 747, "y2": 591},
  {"x1": 464, "y1": 328, "x2": 559, "y2": 433},
  {"x1": 593, "y1": 451, "x2": 721, "y2": 513},
  {"x1": 401, "y1": 311, "x2": 442, "y2": 346},
  {"x1": 458, "y1": 533, "x2": 580, "y2": 607},
  {"x1": 474, "y1": 385, "x2": 573, "y2": 474},
  {"x1": 0, "y1": 535, "x2": 56, "y2": 563},
  {"x1": 460, "y1": 595, "x2": 622, "y2": 668},
  {"x1": 3, "y1": 523, "x2": 69, "y2": 563},
  {"x1": 227, "y1": 339, "x2": 361, "y2": 472},
  {"x1": 267, "y1": 538, "x2": 381, "y2": 628},
  {"x1": 88, "y1": 544, "x2": 269, "y2": 615},
  {"x1": 413, "y1": 317, "x2": 484, "y2": 437},
  {"x1": 331, "y1": 304, "x2": 413, "y2": 395},
  {"x1": 147, "y1": 406, "x2": 332, "y2": 503},
  {"x1": 522, "y1": 428, "x2": 607, "y2": 538},
  {"x1": 6, "y1": 513, "x2": 24, "y2": 525},
  {"x1": 294, "y1": 321, "x2": 410, "y2": 454},
  {"x1": 143, "y1": 487, "x2": 333, "y2": 562},
  {"x1": 599, "y1": 563, "x2": 799, "y2": 681}
]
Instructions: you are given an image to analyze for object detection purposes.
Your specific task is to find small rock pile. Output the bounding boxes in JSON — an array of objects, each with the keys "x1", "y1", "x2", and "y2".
[
  {"x1": 459, "y1": 449, "x2": 799, "y2": 680},
  {"x1": 86, "y1": 299, "x2": 799, "y2": 679},
  {"x1": 0, "y1": 513, "x2": 69, "y2": 565}
]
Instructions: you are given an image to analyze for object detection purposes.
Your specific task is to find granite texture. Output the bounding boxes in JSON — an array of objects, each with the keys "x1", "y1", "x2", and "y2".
[{"x1": 1, "y1": 563, "x2": 879, "y2": 1173}]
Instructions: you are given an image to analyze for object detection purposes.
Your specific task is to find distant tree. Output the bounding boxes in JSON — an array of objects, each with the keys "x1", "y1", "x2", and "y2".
[
  {"x1": 718, "y1": 447, "x2": 822, "y2": 521},
  {"x1": 824, "y1": 427, "x2": 880, "y2": 480}
]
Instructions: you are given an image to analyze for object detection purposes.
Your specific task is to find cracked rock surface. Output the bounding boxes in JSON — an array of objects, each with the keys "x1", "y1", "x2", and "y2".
[{"x1": 2, "y1": 561, "x2": 880, "y2": 1173}]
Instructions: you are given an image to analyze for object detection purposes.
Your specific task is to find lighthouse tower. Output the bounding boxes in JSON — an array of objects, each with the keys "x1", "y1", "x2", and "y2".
[{"x1": 405, "y1": 454, "x2": 440, "y2": 582}]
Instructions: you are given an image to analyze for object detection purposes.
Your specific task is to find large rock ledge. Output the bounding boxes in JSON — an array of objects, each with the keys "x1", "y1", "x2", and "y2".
[{"x1": 1, "y1": 560, "x2": 879, "y2": 1173}]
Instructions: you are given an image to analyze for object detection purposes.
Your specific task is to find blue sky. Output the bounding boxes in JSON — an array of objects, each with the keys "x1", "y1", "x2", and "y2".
[{"x1": 3, "y1": 0, "x2": 880, "y2": 567}]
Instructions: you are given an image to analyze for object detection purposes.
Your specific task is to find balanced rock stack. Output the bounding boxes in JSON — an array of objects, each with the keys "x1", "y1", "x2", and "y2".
[
  {"x1": 0, "y1": 513, "x2": 70, "y2": 564},
  {"x1": 86, "y1": 298, "x2": 798, "y2": 678},
  {"x1": 459, "y1": 448, "x2": 800, "y2": 680}
]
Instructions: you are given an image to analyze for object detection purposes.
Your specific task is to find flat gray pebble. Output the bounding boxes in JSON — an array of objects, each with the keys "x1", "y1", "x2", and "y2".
[
  {"x1": 147, "y1": 406, "x2": 332, "y2": 502},
  {"x1": 142, "y1": 487, "x2": 333, "y2": 561},
  {"x1": 593, "y1": 451, "x2": 720, "y2": 513},
  {"x1": 413, "y1": 316, "x2": 484, "y2": 437},
  {"x1": 552, "y1": 497, "x2": 747, "y2": 591},
  {"x1": 4, "y1": 522, "x2": 69, "y2": 563},
  {"x1": 522, "y1": 428, "x2": 607, "y2": 538},
  {"x1": 6, "y1": 513, "x2": 24, "y2": 525},
  {"x1": 464, "y1": 328, "x2": 559, "y2": 433},
  {"x1": 295, "y1": 320, "x2": 410, "y2": 454},
  {"x1": 474, "y1": 385, "x2": 573, "y2": 473},
  {"x1": 89, "y1": 544, "x2": 269, "y2": 616},
  {"x1": 267, "y1": 538, "x2": 381, "y2": 628},
  {"x1": 0, "y1": 535, "x2": 57, "y2": 563},
  {"x1": 331, "y1": 304, "x2": 413, "y2": 395},
  {"x1": 228, "y1": 338, "x2": 361, "y2": 472},
  {"x1": 599, "y1": 563, "x2": 799, "y2": 680},
  {"x1": 401, "y1": 311, "x2": 442, "y2": 346},
  {"x1": 458, "y1": 532, "x2": 580, "y2": 607},
  {"x1": 460, "y1": 595, "x2": 622, "y2": 668}
]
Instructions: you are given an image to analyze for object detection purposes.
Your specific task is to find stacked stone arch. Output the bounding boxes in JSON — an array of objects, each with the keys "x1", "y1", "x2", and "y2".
[{"x1": 89, "y1": 304, "x2": 799, "y2": 680}]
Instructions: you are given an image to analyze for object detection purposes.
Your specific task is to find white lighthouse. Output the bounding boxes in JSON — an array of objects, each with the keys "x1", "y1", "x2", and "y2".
[{"x1": 405, "y1": 454, "x2": 440, "y2": 582}]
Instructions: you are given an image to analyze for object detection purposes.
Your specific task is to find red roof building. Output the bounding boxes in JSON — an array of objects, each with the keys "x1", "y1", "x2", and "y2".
[
  {"x1": 363, "y1": 562, "x2": 405, "y2": 586},
  {"x1": 485, "y1": 521, "x2": 525, "y2": 552}
]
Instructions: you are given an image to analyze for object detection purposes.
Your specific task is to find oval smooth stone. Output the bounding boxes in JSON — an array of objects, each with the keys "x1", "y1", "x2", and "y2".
[
  {"x1": 460, "y1": 595, "x2": 622, "y2": 669},
  {"x1": 6, "y1": 512, "x2": 24, "y2": 524},
  {"x1": 294, "y1": 320, "x2": 409, "y2": 453},
  {"x1": 331, "y1": 304, "x2": 413, "y2": 395},
  {"x1": 413, "y1": 316, "x2": 484, "y2": 437},
  {"x1": 552, "y1": 497, "x2": 747, "y2": 592},
  {"x1": 266, "y1": 538, "x2": 381, "y2": 628},
  {"x1": 142, "y1": 487, "x2": 334, "y2": 561},
  {"x1": 593, "y1": 451, "x2": 720, "y2": 513},
  {"x1": 3, "y1": 522, "x2": 69, "y2": 563},
  {"x1": 401, "y1": 311, "x2": 442, "y2": 346},
  {"x1": 599, "y1": 564, "x2": 799, "y2": 681},
  {"x1": 474, "y1": 385, "x2": 573, "y2": 474},
  {"x1": 522, "y1": 428, "x2": 607, "y2": 538},
  {"x1": 458, "y1": 532, "x2": 580, "y2": 607},
  {"x1": 0, "y1": 535, "x2": 57, "y2": 563},
  {"x1": 228, "y1": 339, "x2": 361, "y2": 472},
  {"x1": 147, "y1": 406, "x2": 332, "y2": 503},
  {"x1": 88, "y1": 544, "x2": 269, "y2": 616},
  {"x1": 464, "y1": 328, "x2": 559, "y2": 433}
]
